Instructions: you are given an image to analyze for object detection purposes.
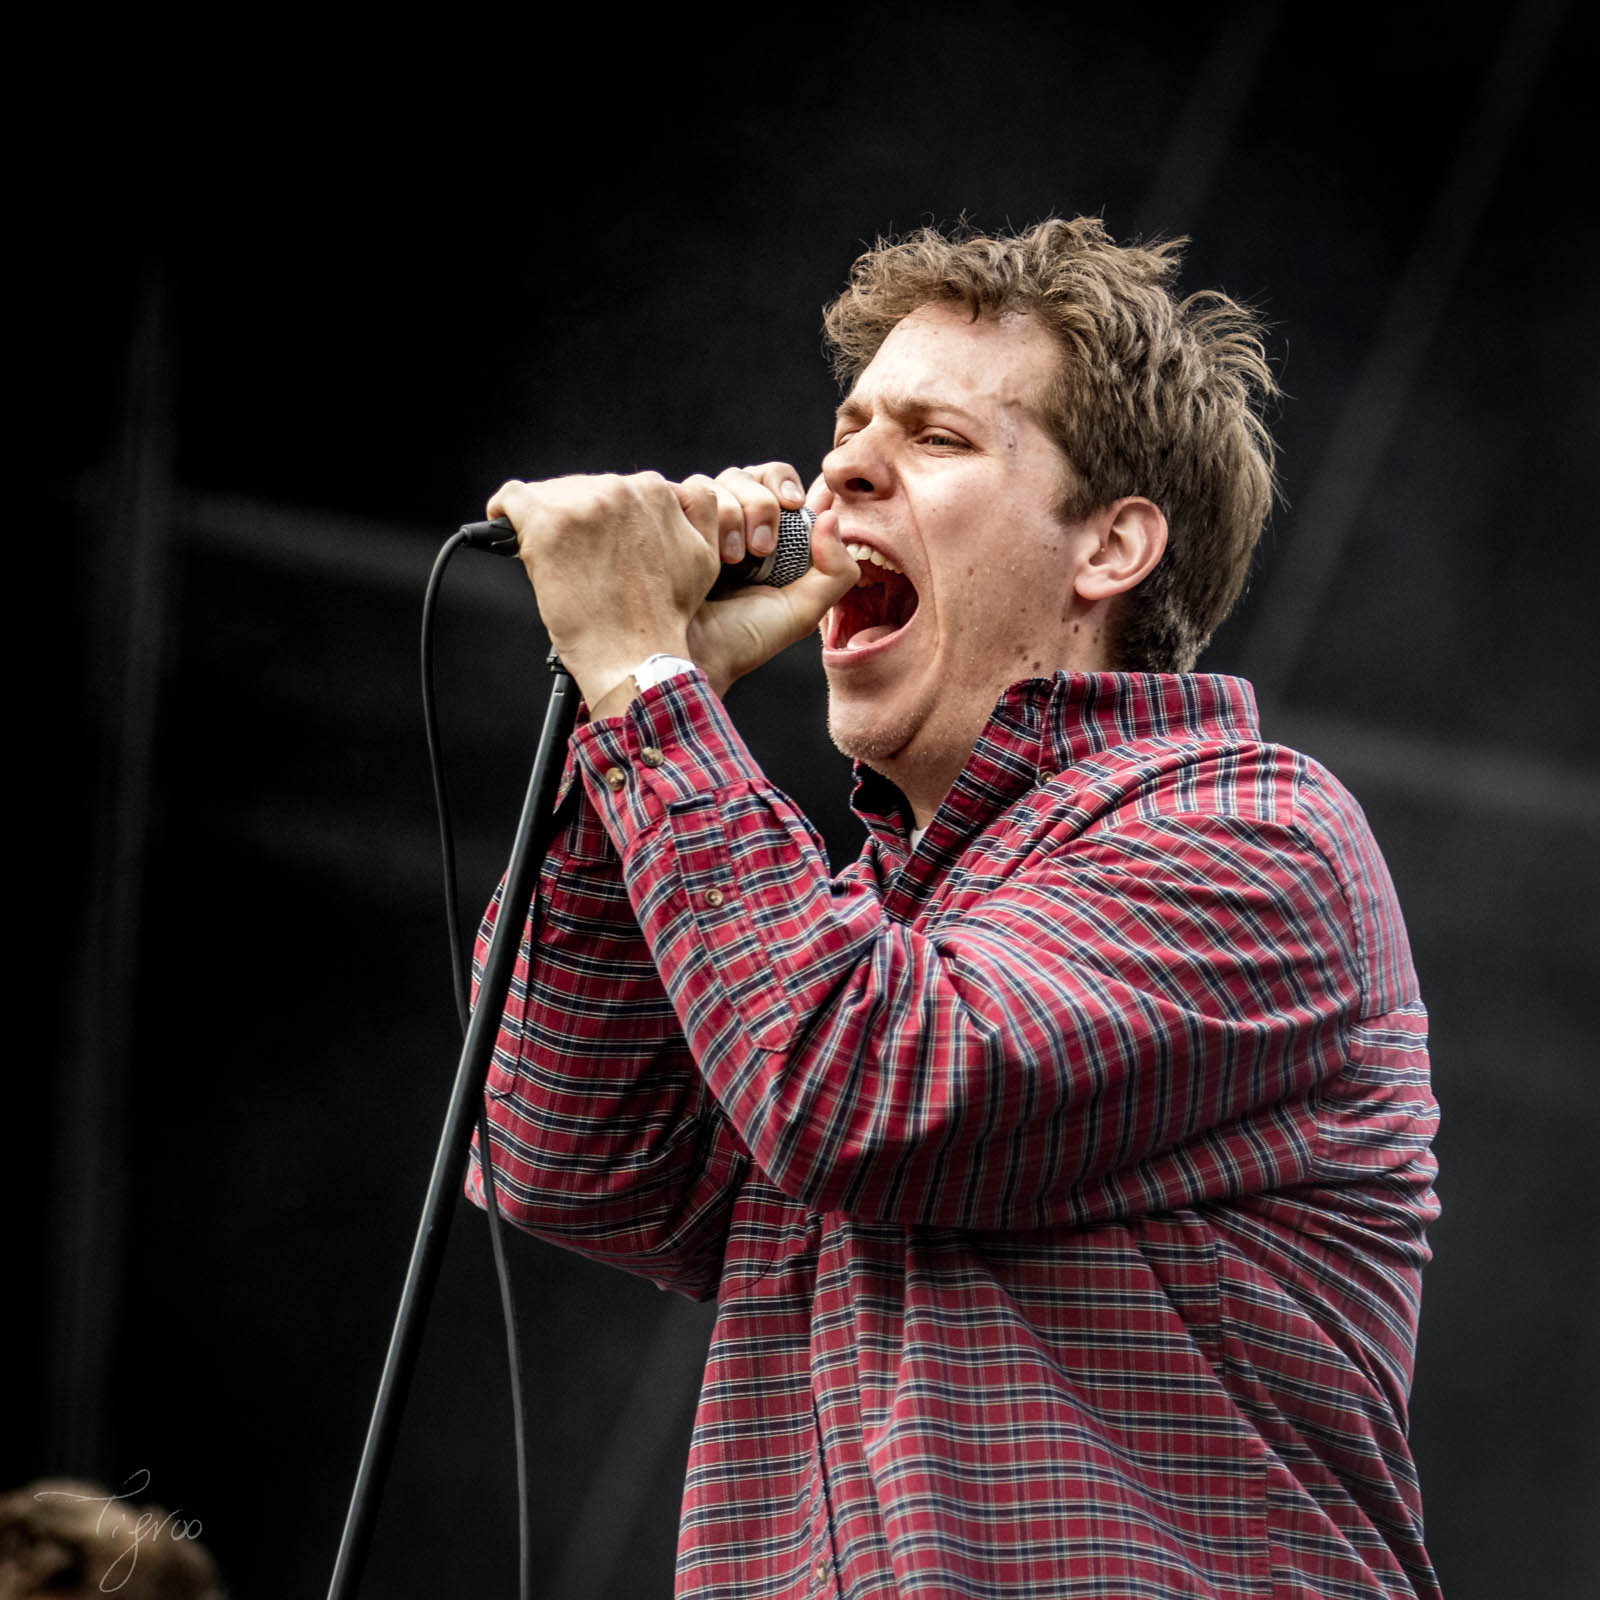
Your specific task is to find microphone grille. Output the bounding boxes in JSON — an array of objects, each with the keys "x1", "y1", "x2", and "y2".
[{"x1": 763, "y1": 507, "x2": 815, "y2": 587}]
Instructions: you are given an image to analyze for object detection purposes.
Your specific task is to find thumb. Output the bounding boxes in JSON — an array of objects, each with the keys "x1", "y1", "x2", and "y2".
[
  {"x1": 762, "y1": 506, "x2": 857, "y2": 631},
  {"x1": 795, "y1": 506, "x2": 860, "y2": 605}
]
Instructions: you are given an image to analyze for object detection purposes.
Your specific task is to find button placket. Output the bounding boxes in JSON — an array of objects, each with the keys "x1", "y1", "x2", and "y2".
[{"x1": 807, "y1": 1415, "x2": 835, "y2": 1594}]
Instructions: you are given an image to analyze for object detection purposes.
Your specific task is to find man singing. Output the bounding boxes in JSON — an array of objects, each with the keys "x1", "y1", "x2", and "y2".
[{"x1": 469, "y1": 218, "x2": 1440, "y2": 1598}]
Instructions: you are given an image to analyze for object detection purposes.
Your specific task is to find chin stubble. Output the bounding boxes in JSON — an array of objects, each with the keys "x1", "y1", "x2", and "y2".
[{"x1": 824, "y1": 685, "x2": 918, "y2": 767}]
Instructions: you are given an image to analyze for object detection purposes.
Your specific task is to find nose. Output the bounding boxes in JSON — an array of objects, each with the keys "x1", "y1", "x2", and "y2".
[{"x1": 822, "y1": 425, "x2": 893, "y2": 501}]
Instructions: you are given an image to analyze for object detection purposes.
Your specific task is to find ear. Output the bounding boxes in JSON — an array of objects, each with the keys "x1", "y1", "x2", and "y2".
[{"x1": 1071, "y1": 497, "x2": 1167, "y2": 603}]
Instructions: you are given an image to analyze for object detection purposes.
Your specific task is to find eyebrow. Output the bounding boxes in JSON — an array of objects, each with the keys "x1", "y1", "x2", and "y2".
[{"x1": 833, "y1": 392, "x2": 983, "y2": 430}]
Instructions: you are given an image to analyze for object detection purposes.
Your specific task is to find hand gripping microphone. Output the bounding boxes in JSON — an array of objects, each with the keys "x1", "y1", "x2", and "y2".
[{"x1": 458, "y1": 508, "x2": 815, "y2": 596}]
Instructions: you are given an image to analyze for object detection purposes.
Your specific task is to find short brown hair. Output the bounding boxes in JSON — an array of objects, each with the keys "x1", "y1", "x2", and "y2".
[{"x1": 822, "y1": 218, "x2": 1279, "y2": 672}]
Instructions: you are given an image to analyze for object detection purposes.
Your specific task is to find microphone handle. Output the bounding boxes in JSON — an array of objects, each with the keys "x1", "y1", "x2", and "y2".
[{"x1": 457, "y1": 509, "x2": 814, "y2": 592}]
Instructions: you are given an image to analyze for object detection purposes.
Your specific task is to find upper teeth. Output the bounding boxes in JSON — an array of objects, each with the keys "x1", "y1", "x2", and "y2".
[{"x1": 844, "y1": 542, "x2": 903, "y2": 575}]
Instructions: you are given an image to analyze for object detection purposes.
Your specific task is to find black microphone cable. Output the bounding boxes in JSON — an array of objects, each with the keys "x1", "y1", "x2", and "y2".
[{"x1": 421, "y1": 528, "x2": 534, "y2": 1600}]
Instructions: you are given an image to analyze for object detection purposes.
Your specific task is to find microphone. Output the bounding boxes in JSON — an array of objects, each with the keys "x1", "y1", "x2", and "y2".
[
  {"x1": 458, "y1": 509, "x2": 814, "y2": 595},
  {"x1": 710, "y1": 507, "x2": 814, "y2": 593}
]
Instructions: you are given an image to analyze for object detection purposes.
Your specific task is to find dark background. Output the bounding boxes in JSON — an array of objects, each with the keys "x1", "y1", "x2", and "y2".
[{"x1": 25, "y1": 2, "x2": 1596, "y2": 1595}]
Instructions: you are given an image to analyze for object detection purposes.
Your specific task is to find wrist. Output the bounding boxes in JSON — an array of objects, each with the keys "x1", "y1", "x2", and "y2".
[
  {"x1": 586, "y1": 674, "x2": 641, "y2": 722},
  {"x1": 583, "y1": 652, "x2": 698, "y2": 722},
  {"x1": 566, "y1": 634, "x2": 687, "y2": 705}
]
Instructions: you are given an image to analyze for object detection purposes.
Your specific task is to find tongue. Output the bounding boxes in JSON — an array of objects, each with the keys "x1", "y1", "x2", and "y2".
[{"x1": 847, "y1": 624, "x2": 898, "y2": 650}]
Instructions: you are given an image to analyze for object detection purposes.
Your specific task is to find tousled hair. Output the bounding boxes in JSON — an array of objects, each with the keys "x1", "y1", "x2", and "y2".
[{"x1": 822, "y1": 218, "x2": 1279, "y2": 672}]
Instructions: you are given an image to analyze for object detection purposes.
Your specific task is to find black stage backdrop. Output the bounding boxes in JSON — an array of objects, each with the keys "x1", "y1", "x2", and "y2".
[{"x1": 24, "y1": 3, "x2": 1596, "y2": 1595}]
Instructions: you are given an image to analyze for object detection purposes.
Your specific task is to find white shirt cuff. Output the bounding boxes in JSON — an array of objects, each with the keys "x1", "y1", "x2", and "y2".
[{"x1": 632, "y1": 653, "x2": 698, "y2": 692}]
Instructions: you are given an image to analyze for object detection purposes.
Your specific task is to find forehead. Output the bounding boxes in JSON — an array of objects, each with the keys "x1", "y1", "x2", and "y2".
[{"x1": 846, "y1": 303, "x2": 1060, "y2": 418}]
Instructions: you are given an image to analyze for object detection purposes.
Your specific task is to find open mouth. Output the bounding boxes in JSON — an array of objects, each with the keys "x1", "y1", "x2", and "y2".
[{"x1": 825, "y1": 544, "x2": 920, "y2": 652}]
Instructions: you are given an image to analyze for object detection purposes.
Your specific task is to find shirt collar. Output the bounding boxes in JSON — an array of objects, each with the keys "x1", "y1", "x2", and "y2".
[{"x1": 850, "y1": 672, "x2": 1262, "y2": 854}]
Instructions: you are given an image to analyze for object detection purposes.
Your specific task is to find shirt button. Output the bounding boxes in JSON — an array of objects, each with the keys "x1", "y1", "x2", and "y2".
[
  {"x1": 639, "y1": 745, "x2": 665, "y2": 767},
  {"x1": 814, "y1": 1557, "x2": 828, "y2": 1580},
  {"x1": 603, "y1": 766, "x2": 627, "y2": 793},
  {"x1": 703, "y1": 888, "x2": 725, "y2": 908}
]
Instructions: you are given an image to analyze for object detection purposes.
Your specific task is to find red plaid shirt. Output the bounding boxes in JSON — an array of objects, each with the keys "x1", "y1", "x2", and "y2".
[{"x1": 468, "y1": 670, "x2": 1440, "y2": 1599}]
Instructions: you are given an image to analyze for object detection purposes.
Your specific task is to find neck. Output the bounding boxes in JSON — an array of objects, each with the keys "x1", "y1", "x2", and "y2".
[
  {"x1": 868, "y1": 735, "x2": 974, "y2": 833},
  {"x1": 883, "y1": 649, "x2": 1122, "y2": 831}
]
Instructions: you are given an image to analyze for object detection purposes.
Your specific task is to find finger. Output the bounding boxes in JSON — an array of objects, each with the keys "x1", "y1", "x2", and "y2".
[
  {"x1": 743, "y1": 462, "x2": 807, "y2": 549},
  {"x1": 678, "y1": 470, "x2": 745, "y2": 566},
  {"x1": 711, "y1": 468, "x2": 779, "y2": 558},
  {"x1": 804, "y1": 473, "x2": 833, "y2": 516},
  {"x1": 486, "y1": 478, "x2": 528, "y2": 523},
  {"x1": 674, "y1": 473, "x2": 726, "y2": 552},
  {"x1": 739, "y1": 460, "x2": 806, "y2": 508},
  {"x1": 716, "y1": 463, "x2": 802, "y2": 558}
]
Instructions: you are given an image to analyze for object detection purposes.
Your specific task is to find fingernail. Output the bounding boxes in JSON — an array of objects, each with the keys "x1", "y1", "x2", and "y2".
[
  {"x1": 781, "y1": 480, "x2": 803, "y2": 504},
  {"x1": 722, "y1": 529, "x2": 743, "y2": 560},
  {"x1": 750, "y1": 521, "x2": 775, "y2": 555}
]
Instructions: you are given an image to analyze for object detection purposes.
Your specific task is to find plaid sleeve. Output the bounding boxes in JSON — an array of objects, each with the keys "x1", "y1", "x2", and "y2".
[
  {"x1": 464, "y1": 767, "x2": 747, "y2": 1299},
  {"x1": 573, "y1": 674, "x2": 1423, "y2": 1234}
]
